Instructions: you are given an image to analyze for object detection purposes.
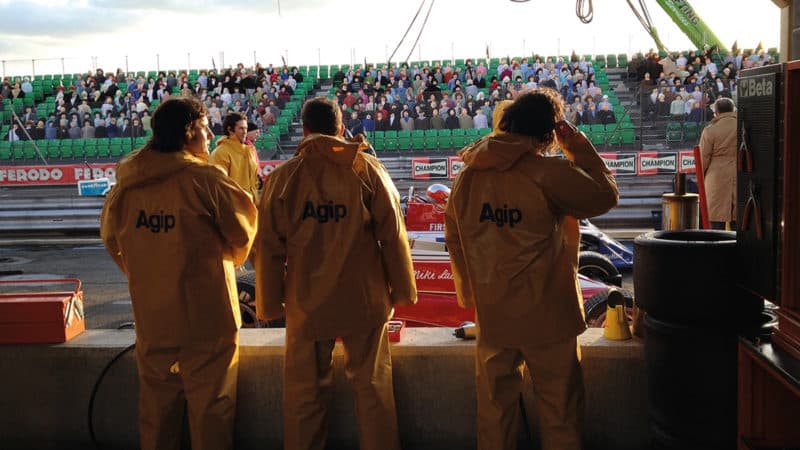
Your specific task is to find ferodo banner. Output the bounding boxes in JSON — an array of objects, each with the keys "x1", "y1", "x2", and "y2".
[
  {"x1": 599, "y1": 153, "x2": 637, "y2": 176},
  {"x1": 678, "y1": 150, "x2": 696, "y2": 173},
  {"x1": 638, "y1": 152, "x2": 678, "y2": 176},
  {"x1": 412, "y1": 157, "x2": 449, "y2": 180},
  {"x1": 448, "y1": 156, "x2": 464, "y2": 180},
  {"x1": 0, "y1": 161, "x2": 287, "y2": 186},
  {"x1": 0, "y1": 164, "x2": 117, "y2": 186}
]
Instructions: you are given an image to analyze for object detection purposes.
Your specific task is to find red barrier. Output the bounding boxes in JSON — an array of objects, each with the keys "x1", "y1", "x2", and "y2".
[{"x1": 693, "y1": 146, "x2": 710, "y2": 229}]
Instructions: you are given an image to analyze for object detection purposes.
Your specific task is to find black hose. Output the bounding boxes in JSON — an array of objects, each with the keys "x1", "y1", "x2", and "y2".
[{"x1": 88, "y1": 328, "x2": 135, "y2": 450}]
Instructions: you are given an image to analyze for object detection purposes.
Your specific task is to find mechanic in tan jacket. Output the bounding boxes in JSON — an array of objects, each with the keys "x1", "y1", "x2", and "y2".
[
  {"x1": 101, "y1": 97, "x2": 257, "y2": 450},
  {"x1": 445, "y1": 89, "x2": 618, "y2": 450},
  {"x1": 699, "y1": 97, "x2": 737, "y2": 229},
  {"x1": 254, "y1": 97, "x2": 417, "y2": 450},
  {"x1": 209, "y1": 111, "x2": 260, "y2": 204}
]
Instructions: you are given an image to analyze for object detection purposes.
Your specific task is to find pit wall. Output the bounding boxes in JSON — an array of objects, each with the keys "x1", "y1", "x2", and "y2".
[{"x1": 0, "y1": 328, "x2": 647, "y2": 450}]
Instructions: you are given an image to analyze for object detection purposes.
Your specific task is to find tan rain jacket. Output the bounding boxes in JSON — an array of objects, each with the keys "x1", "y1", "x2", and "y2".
[
  {"x1": 101, "y1": 147, "x2": 258, "y2": 346},
  {"x1": 255, "y1": 134, "x2": 417, "y2": 340},
  {"x1": 445, "y1": 132, "x2": 618, "y2": 345},
  {"x1": 210, "y1": 135, "x2": 260, "y2": 204},
  {"x1": 699, "y1": 111, "x2": 737, "y2": 222}
]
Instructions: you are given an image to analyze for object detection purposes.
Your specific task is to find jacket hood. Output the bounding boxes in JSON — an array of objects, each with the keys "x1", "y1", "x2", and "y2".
[
  {"x1": 459, "y1": 132, "x2": 538, "y2": 171},
  {"x1": 295, "y1": 133, "x2": 370, "y2": 166},
  {"x1": 115, "y1": 147, "x2": 209, "y2": 191}
]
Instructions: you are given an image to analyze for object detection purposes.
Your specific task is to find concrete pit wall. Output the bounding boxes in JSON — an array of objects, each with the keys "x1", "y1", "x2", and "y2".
[{"x1": 0, "y1": 328, "x2": 648, "y2": 450}]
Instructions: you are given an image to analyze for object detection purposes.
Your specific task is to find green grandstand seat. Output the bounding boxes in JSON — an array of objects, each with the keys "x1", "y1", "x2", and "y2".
[
  {"x1": 683, "y1": 122, "x2": 699, "y2": 142},
  {"x1": 437, "y1": 131, "x2": 452, "y2": 148},
  {"x1": 96, "y1": 143, "x2": 110, "y2": 158},
  {"x1": 606, "y1": 131, "x2": 622, "y2": 146},
  {"x1": 410, "y1": 130, "x2": 425, "y2": 138},
  {"x1": 424, "y1": 135, "x2": 438, "y2": 150},
  {"x1": 590, "y1": 132, "x2": 606, "y2": 146},
  {"x1": 59, "y1": 145, "x2": 74, "y2": 159},
  {"x1": 621, "y1": 129, "x2": 636, "y2": 145},
  {"x1": 465, "y1": 128, "x2": 479, "y2": 137},
  {"x1": 606, "y1": 54, "x2": 617, "y2": 68},
  {"x1": 478, "y1": 127, "x2": 492, "y2": 136},
  {"x1": 590, "y1": 124, "x2": 606, "y2": 134},
  {"x1": 618, "y1": 54, "x2": 628, "y2": 68},
  {"x1": 12, "y1": 146, "x2": 24, "y2": 160},
  {"x1": 372, "y1": 137, "x2": 385, "y2": 151},
  {"x1": 451, "y1": 135, "x2": 467, "y2": 148},
  {"x1": 410, "y1": 136, "x2": 424, "y2": 150},
  {"x1": 666, "y1": 122, "x2": 683, "y2": 143},
  {"x1": 424, "y1": 129, "x2": 438, "y2": 137},
  {"x1": 0, "y1": 146, "x2": 10, "y2": 161},
  {"x1": 382, "y1": 137, "x2": 397, "y2": 151},
  {"x1": 83, "y1": 145, "x2": 98, "y2": 158},
  {"x1": 395, "y1": 137, "x2": 410, "y2": 151},
  {"x1": 384, "y1": 130, "x2": 398, "y2": 138},
  {"x1": 397, "y1": 130, "x2": 412, "y2": 138},
  {"x1": 452, "y1": 128, "x2": 466, "y2": 137}
]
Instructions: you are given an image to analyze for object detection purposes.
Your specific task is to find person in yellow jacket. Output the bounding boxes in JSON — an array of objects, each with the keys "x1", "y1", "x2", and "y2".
[
  {"x1": 445, "y1": 89, "x2": 619, "y2": 450},
  {"x1": 100, "y1": 97, "x2": 258, "y2": 450},
  {"x1": 210, "y1": 111, "x2": 260, "y2": 204},
  {"x1": 254, "y1": 97, "x2": 417, "y2": 450}
]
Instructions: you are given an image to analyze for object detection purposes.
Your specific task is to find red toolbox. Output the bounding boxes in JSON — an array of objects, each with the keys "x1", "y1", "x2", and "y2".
[{"x1": 0, "y1": 278, "x2": 85, "y2": 343}]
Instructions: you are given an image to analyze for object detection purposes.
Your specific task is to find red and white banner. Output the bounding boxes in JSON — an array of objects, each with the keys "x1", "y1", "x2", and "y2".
[
  {"x1": 412, "y1": 259, "x2": 456, "y2": 293},
  {"x1": 0, "y1": 164, "x2": 117, "y2": 186},
  {"x1": 678, "y1": 150, "x2": 696, "y2": 173},
  {"x1": 1, "y1": 161, "x2": 286, "y2": 186},
  {"x1": 259, "y1": 160, "x2": 284, "y2": 178},
  {"x1": 411, "y1": 157, "x2": 449, "y2": 180},
  {"x1": 637, "y1": 151, "x2": 678, "y2": 176},
  {"x1": 599, "y1": 153, "x2": 637, "y2": 176},
  {"x1": 448, "y1": 156, "x2": 464, "y2": 180}
]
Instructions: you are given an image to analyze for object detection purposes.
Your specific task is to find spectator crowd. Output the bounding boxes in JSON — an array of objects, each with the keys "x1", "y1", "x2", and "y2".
[
  {"x1": 629, "y1": 46, "x2": 776, "y2": 123},
  {"x1": 1, "y1": 63, "x2": 305, "y2": 142}
]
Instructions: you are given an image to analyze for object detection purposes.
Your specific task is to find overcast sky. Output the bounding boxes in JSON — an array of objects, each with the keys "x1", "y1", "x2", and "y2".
[{"x1": 0, "y1": 0, "x2": 781, "y2": 77}]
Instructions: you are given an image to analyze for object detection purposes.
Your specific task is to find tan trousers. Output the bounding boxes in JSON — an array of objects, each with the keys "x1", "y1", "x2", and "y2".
[
  {"x1": 476, "y1": 336, "x2": 585, "y2": 450},
  {"x1": 283, "y1": 323, "x2": 401, "y2": 450},
  {"x1": 135, "y1": 334, "x2": 239, "y2": 450}
]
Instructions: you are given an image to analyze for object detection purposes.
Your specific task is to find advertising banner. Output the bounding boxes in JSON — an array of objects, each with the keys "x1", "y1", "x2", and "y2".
[
  {"x1": 638, "y1": 152, "x2": 678, "y2": 175},
  {"x1": 448, "y1": 157, "x2": 464, "y2": 180},
  {"x1": 599, "y1": 152, "x2": 638, "y2": 176},
  {"x1": 1, "y1": 161, "x2": 286, "y2": 186},
  {"x1": 678, "y1": 150, "x2": 696, "y2": 173},
  {"x1": 411, "y1": 157, "x2": 449, "y2": 180}
]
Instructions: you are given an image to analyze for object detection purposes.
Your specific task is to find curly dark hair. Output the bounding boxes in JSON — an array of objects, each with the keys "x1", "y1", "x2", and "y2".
[
  {"x1": 148, "y1": 97, "x2": 207, "y2": 153},
  {"x1": 301, "y1": 97, "x2": 342, "y2": 136},
  {"x1": 498, "y1": 88, "x2": 565, "y2": 149}
]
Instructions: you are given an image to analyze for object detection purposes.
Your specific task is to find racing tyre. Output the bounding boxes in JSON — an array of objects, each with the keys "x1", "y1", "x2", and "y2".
[
  {"x1": 583, "y1": 289, "x2": 634, "y2": 328},
  {"x1": 579, "y1": 251, "x2": 621, "y2": 286},
  {"x1": 633, "y1": 230, "x2": 761, "y2": 326},
  {"x1": 236, "y1": 271, "x2": 286, "y2": 328}
]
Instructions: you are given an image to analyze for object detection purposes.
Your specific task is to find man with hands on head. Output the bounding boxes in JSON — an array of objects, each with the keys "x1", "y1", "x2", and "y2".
[{"x1": 445, "y1": 88, "x2": 619, "y2": 450}]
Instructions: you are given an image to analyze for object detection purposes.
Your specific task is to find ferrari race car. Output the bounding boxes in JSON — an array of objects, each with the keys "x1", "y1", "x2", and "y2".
[{"x1": 236, "y1": 184, "x2": 633, "y2": 329}]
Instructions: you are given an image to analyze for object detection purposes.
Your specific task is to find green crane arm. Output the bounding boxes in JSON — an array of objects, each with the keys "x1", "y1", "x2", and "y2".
[{"x1": 653, "y1": 0, "x2": 729, "y2": 54}]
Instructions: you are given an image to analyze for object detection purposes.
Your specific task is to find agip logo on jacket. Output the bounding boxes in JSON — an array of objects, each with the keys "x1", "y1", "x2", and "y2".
[
  {"x1": 302, "y1": 201, "x2": 347, "y2": 223},
  {"x1": 479, "y1": 203, "x2": 522, "y2": 228},
  {"x1": 136, "y1": 210, "x2": 176, "y2": 233}
]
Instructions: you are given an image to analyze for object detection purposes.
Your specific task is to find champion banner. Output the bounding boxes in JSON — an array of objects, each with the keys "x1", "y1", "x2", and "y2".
[
  {"x1": 0, "y1": 161, "x2": 286, "y2": 186},
  {"x1": 637, "y1": 151, "x2": 678, "y2": 176},
  {"x1": 411, "y1": 157, "x2": 449, "y2": 180},
  {"x1": 448, "y1": 157, "x2": 464, "y2": 180},
  {"x1": 678, "y1": 150, "x2": 696, "y2": 173},
  {"x1": 599, "y1": 153, "x2": 638, "y2": 176}
]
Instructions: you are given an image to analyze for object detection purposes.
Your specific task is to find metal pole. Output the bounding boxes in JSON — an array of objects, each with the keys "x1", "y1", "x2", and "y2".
[
  {"x1": 557, "y1": 38, "x2": 561, "y2": 58},
  {"x1": 451, "y1": 41, "x2": 454, "y2": 64},
  {"x1": 187, "y1": 52, "x2": 191, "y2": 70},
  {"x1": 219, "y1": 51, "x2": 224, "y2": 70},
  {"x1": 1, "y1": 60, "x2": 5, "y2": 79},
  {"x1": 253, "y1": 50, "x2": 257, "y2": 68},
  {"x1": 318, "y1": 48, "x2": 321, "y2": 69},
  {"x1": 418, "y1": 43, "x2": 422, "y2": 63},
  {"x1": 523, "y1": 39, "x2": 526, "y2": 58},
  {"x1": 125, "y1": 55, "x2": 129, "y2": 74},
  {"x1": 31, "y1": 59, "x2": 35, "y2": 77},
  {"x1": 61, "y1": 58, "x2": 65, "y2": 77},
  {"x1": 156, "y1": 54, "x2": 160, "y2": 73}
]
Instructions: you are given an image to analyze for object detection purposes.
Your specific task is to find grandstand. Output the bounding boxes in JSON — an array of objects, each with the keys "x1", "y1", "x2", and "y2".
[{"x1": 0, "y1": 46, "x2": 780, "y2": 164}]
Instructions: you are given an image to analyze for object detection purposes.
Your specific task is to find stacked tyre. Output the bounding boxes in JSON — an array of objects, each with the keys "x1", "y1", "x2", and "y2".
[{"x1": 634, "y1": 230, "x2": 762, "y2": 450}]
